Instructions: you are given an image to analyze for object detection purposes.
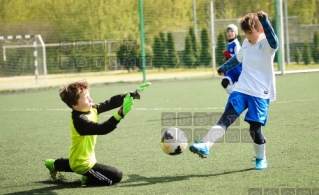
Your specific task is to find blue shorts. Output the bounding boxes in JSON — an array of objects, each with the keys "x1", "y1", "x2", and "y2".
[
  {"x1": 225, "y1": 91, "x2": 270, "y2": 126},
  {"x1": 224, "y1": 63, "x2": 242, "y2": 84}
]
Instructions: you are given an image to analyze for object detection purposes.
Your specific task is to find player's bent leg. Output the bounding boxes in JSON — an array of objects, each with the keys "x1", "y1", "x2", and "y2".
[
  {"x1": 189, "y1": 104, "x2": 239, "y2": 158},
  {"x1": 190, "y1": 125, "x2": 226, "y2": 158},
  {"x1": 189, "y1": 125, "x2": 227, "y2": 158},
  {"x1": 45, "y1": 158, "x2": 72, "y2": 181},
  {"x1": 189, "y1": 102, "x2": 240, "y2": 158},
  {"x1": 221, "y1": 78, "x2": 230, "y2": 88},
  {"x1": 53, "y1": 158, "x2": 73, "y2": 172},
  {"x1": 249, "y1": 121, "x2": 267, "y2": 170},
  {"x1": 217, "y1": 103, "x2": 239, "y2": 128},
  {"x1": 254, "y1": 152, "x2": 267, "y2": 170},
  {"x1": 221, "y1": 78, "x2": 233, "y2": 94},
  {"x1": 45, "y1": 159, "x2": 60, "y2": 181},
  {"x1": 245, "y1": 96, "x2": 269, "y2": 170},
  {"x1": 189, "y1": 140, "x2": 210, "y2": 158},
  {"x1": 83, "y1": 163, "x2": 122, "y2": 186}
]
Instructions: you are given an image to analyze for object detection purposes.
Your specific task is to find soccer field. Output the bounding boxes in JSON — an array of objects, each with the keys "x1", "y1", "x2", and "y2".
[{"x1": 0, "y1": 72, "x2": 318, "y2": 195}]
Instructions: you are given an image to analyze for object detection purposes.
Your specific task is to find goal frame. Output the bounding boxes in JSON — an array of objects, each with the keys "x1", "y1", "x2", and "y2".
[{"x1": 0, "y1": 34, "x2": 47, "y2": 84}]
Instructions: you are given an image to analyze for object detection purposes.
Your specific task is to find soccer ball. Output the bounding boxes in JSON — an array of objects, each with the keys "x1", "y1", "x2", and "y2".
[{"x1": 160, "y1": 127, "x2": 188, "y2": 155}]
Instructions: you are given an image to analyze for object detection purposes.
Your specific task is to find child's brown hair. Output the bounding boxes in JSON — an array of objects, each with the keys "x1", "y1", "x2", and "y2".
[
  {"x1": 239, "y1": 13, "x2": 263, "y2": 33},
  {"x1": 59, "y1": 80, "x2": 89, "y2": 108}
]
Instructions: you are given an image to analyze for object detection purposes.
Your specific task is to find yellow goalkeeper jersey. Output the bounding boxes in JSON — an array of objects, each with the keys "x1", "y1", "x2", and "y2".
[{"x1": 68, "y1": 94, "x2": 124, "y2": 174}]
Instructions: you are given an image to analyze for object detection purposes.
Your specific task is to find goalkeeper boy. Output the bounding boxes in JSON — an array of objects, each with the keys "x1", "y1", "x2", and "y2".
[{"x1": 44, "y1": 80, "x2": 151, "y2": 186}]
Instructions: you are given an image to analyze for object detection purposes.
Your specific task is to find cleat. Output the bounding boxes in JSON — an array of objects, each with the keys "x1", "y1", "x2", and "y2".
[
  {"x1": 45, "y1": 159, "x2": 60, "y2": 181},
  {"x1": 189, "y1": 141, "x2": 210, "y2": 158},
  {"x1": 81, "y1": 176, "x2": 88, "y2": 186},
  {"x1": 255, "y1": 158, "x2": 267, "y2": 170}
]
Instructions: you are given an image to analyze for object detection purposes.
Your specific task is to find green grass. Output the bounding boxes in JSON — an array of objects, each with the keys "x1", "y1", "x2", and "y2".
[{"x1": 0, "y1": 72, "x2": 319, "y2": 195}]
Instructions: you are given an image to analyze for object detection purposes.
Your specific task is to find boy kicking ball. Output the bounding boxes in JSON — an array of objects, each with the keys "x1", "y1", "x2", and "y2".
[
  {"x1": 189, "y1": 11, "x2": 278, "y2": 170},
  {"x1": 45, "y1": 80, "x2": 151, "y2": 186}
]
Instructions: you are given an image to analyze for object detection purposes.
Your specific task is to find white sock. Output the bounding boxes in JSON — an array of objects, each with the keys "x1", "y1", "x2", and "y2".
[
  {"x1": 203, "y1": 125, "x2": 226, "y2": 149},
  {"x1": 225, "y1": 84, "x2": 233, "y2": 94},
  {"x1": 253, "y1": 143, "x2": 266, "y2": 160}
]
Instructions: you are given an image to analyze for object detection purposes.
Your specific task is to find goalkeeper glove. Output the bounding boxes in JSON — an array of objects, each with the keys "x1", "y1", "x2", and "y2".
[
  {"x1": 129, "y1": 82, "x2": 151, "y2": 99},
  {"x1": 114, "y1": 93, "x2": 134, "y2": 121}
]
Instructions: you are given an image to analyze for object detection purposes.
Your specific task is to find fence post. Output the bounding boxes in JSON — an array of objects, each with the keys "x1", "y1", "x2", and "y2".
[
  {"x1": 210, "y1": 1, "x2": 216, "y2": 76},
  {"x1": 275, "y1": 0, "x2": 285, "y2": 74},
  {"x1": 138, "y1": 0, "x2": 147, "y2": 82}
]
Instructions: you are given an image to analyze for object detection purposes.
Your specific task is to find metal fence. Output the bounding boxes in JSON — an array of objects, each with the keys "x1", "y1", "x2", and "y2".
[{"x1": 0, "y1": 0, "x2": 318, "y2": 79}]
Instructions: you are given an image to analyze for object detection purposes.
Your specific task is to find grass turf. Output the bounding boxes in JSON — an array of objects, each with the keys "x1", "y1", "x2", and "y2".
[{"x1": 0, "y1": 72, "x2": 318, "y2": 194}]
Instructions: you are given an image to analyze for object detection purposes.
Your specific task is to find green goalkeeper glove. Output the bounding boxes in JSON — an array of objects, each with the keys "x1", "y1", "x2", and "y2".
[
  {"x1": 114, "y1": 93, "x2": 134, "y2": 121},
  {"x1": 130, "y1": 82, "x2": 152, "y2": 99}
]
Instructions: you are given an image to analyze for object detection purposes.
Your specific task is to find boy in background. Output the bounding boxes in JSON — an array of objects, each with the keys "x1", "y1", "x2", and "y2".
[
  {"x1": 45, "y1": 80, "x2": 151, "y2": 186},
  {"x1": 221, "y1": 24, "x2": 242, "y2": 94},
  {"x1": 189, "y1": 11, "x2": 278, "y2": 170}
]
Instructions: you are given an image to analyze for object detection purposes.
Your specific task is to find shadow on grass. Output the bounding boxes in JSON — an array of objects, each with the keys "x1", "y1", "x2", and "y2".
[
  {"x1": 118, "y1": 168, "x2": 255, "y2": 187},
  {"x1": 2, "y1": 168, "x2": 254, "y2": 193},
  {"x1": 2, "y1": 179, "x2": 106, "y2": 195}
]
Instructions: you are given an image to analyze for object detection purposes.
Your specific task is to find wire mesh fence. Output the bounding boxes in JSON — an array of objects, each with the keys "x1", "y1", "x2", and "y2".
[{"x1": 0, "y1": 0, "x2": 318, "y2": 81}]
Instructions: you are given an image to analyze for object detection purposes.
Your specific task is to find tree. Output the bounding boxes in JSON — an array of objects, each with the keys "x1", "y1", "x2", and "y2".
[
  {"x1": 159, "y1": 32, "x2": 168, "y2": 68},
  {"x1": 294, "y1": 47, "x2": 301, "y2": 64},
  {"x1": 290, "y1": 0, "x2": 317, "y2": 24},
  {"x1": 166, "y1": 32, "x2": 179, "y2": 68},
  {"x1": 189, "y1": 27, "x2": 200, "y2": 67},
  {"x1": 200, "y1": 28, "x2": 211, "y2": 67},
  {"x1": 116, "y1": 40, "x2": 138, "y2": 72},
  {"x1": 216, "y1": 32, "x2": 226, "y2": 66},
  {"x1": 152, "y1": 36, "x2": 163, "y2": 70},
  {"x1": 183, "y1": 35, "x2": 195, "y2": 68},
  {"x1": 137, "y1": 44, "x2": 153, "y2": 71},
  {"x1": 302, "y1": 42, "x2": 312, "y2": 65},
  {"x1": 312, "y1": 31, "x2": 319, "y2": 63},
  {"x1": 2, "y1": 0, "x2": 319, "y2": 75}
]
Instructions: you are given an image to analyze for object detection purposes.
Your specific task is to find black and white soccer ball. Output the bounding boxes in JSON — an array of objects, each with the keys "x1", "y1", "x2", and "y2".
[{"x1": 160, "y1": 127, "x2": 188, "y2": 155}]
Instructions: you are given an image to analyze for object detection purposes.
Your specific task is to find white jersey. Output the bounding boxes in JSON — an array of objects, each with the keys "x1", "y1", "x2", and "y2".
[{"x1": 235, "y1": 35, "x2": 278, "y2": 101}]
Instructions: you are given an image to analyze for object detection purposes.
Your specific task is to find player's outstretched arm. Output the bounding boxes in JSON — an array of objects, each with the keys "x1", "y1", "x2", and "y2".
[
  {"x1": 113, "y1": 93, "x2": 134, "y2": 121},
  {"x1": 72, "y1": 112, "x2": 121, "y2": 135},
  {"x1": 129, "y1": 82, "x2": 151, "y2": 99},
  {"x1": 73, "y1": 94, "x2": 133, "y2": 135},
  {"x1": 258, "y1": 11, "x2": 278, "y2": 49},
  {"x1": 95, "y1": 94, "x2": 127, "y2": 114},
  {"x1": 95, "y1": 82, "x2": 150, "y2": 114}
]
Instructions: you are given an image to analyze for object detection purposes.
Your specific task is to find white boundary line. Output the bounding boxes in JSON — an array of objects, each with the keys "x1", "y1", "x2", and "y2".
[
  {"x1": 275, "y1": 69, "x2": 319, "y2": 74},
  {"x1": 2, "y1": 98, "x2": 317, "y2": 112}
]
